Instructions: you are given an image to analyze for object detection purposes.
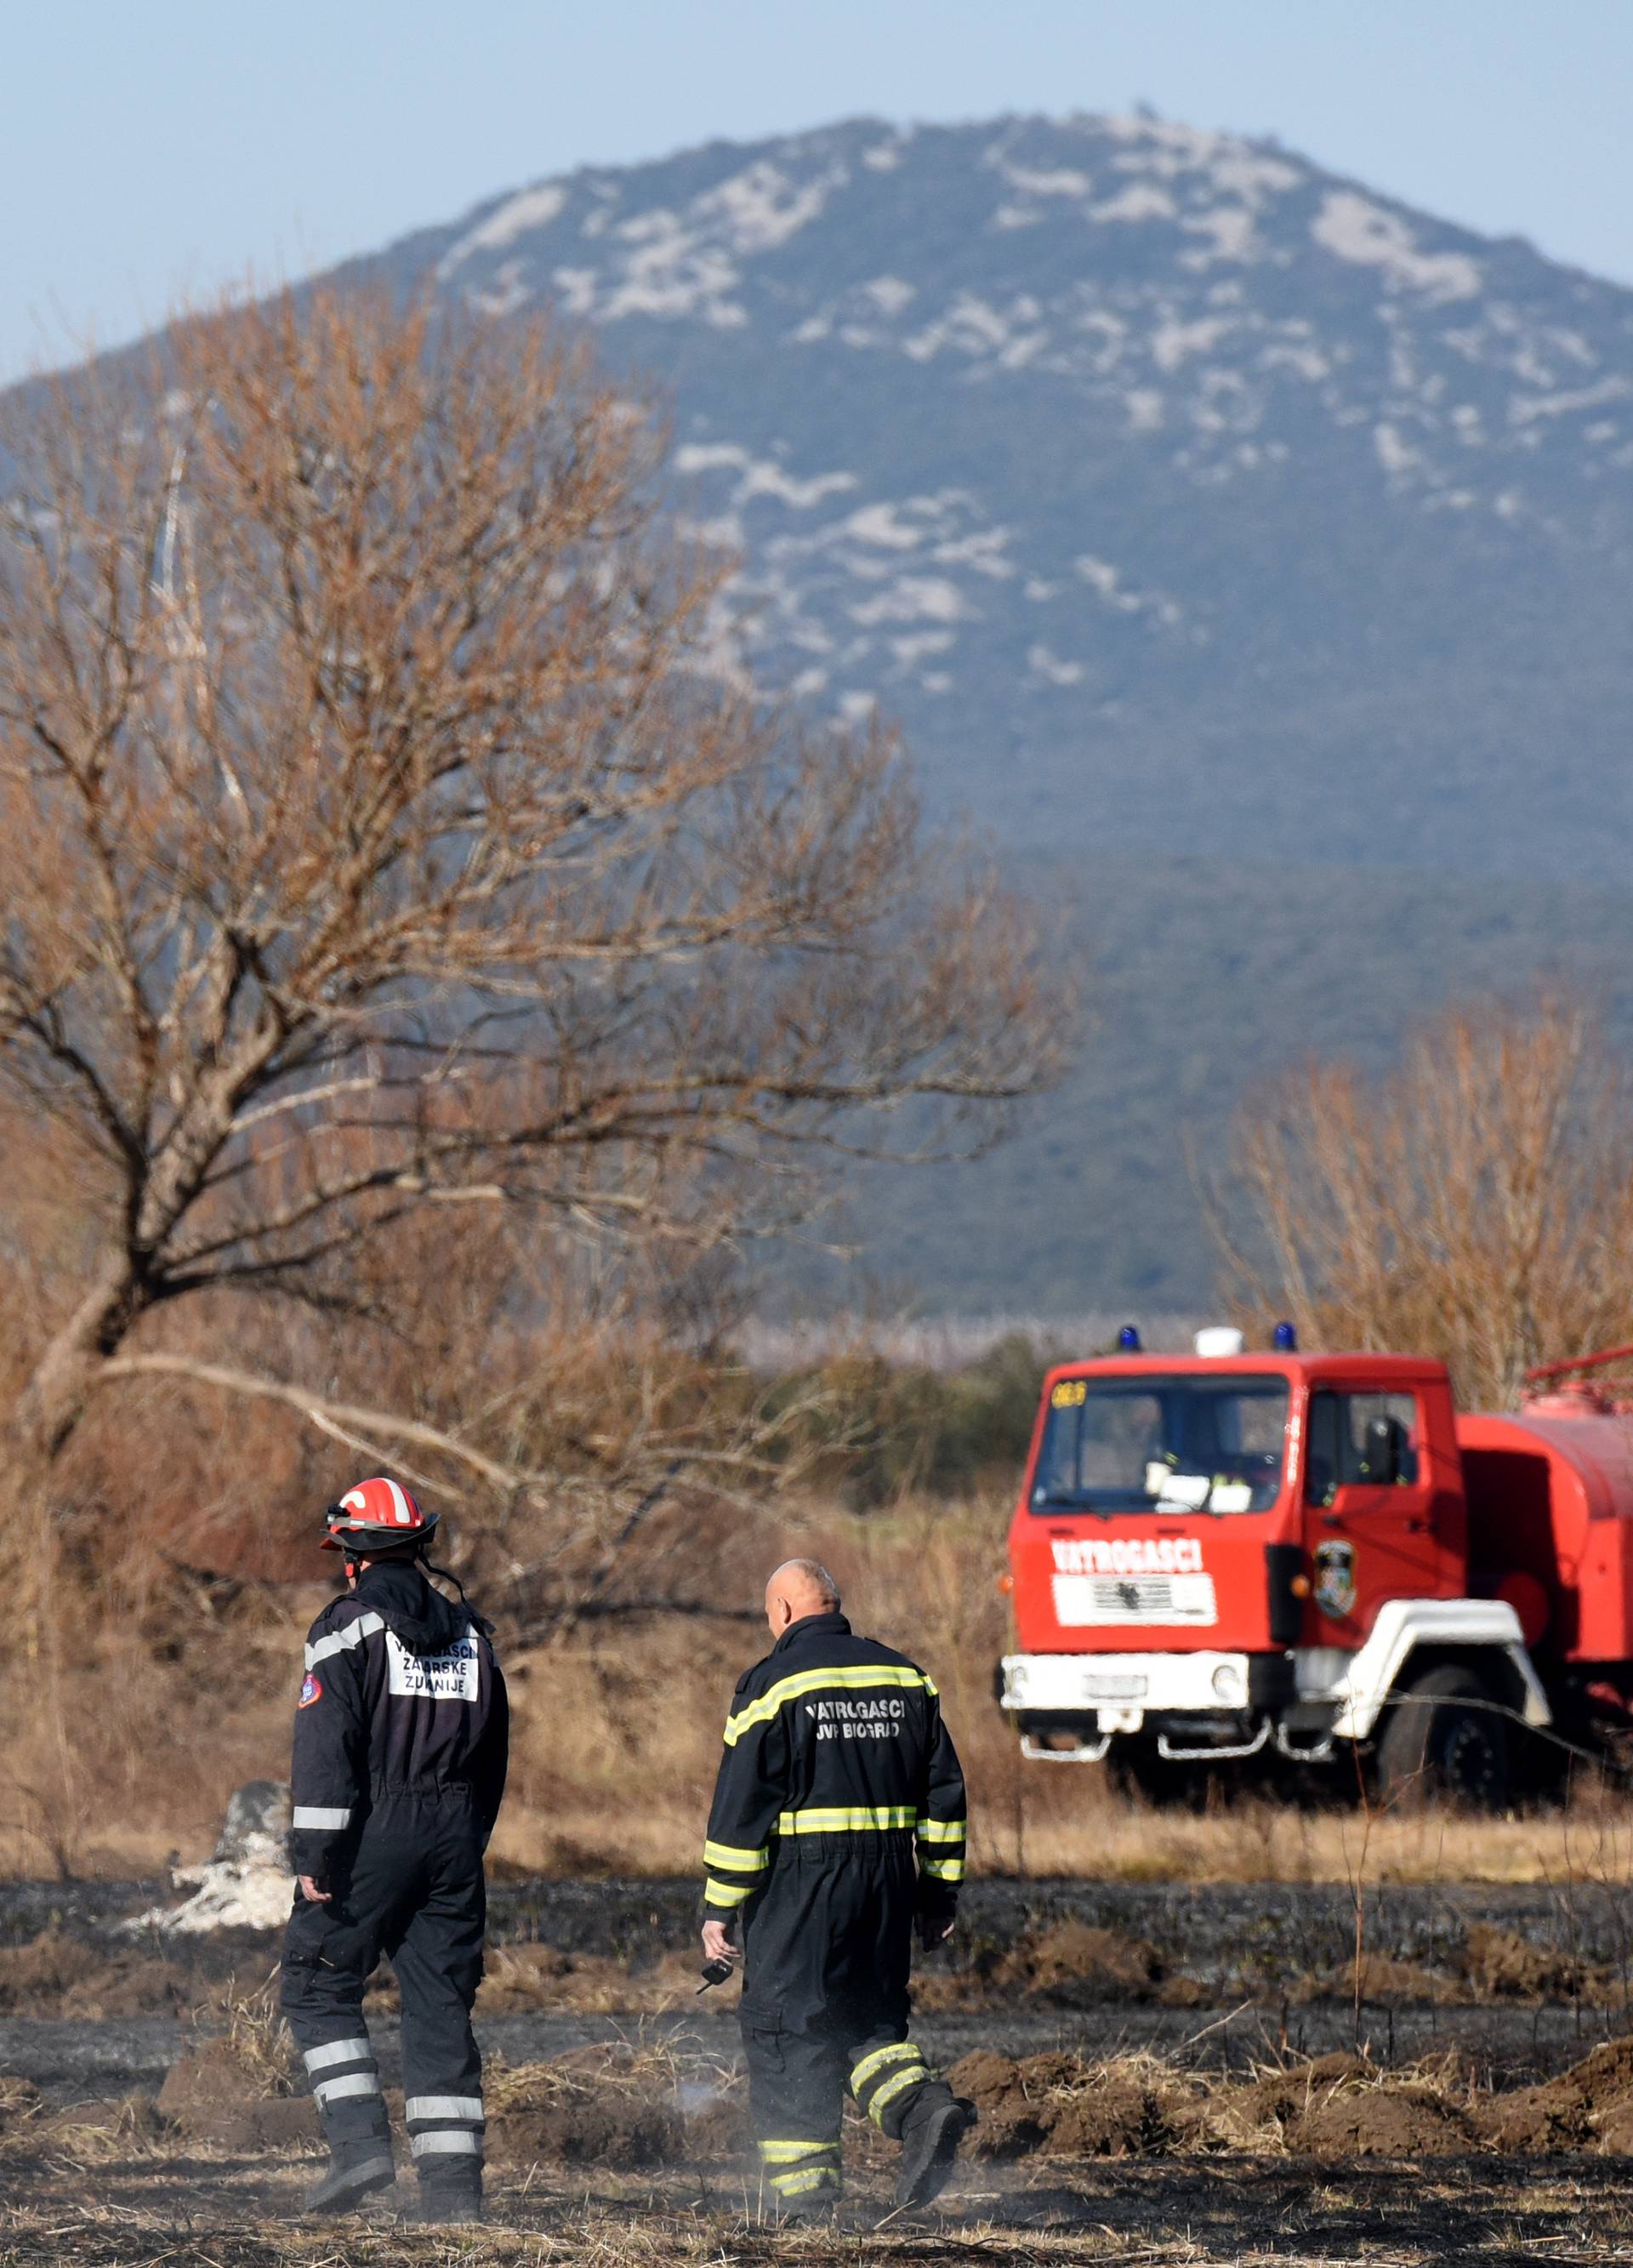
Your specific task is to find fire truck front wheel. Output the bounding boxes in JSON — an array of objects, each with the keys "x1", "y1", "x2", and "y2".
[{"x1": 1374, "y1": 1664, "x2": 1509, "y2": 1810}]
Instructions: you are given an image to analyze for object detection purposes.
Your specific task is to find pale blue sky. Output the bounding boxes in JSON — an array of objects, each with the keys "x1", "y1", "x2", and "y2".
[{"x1": 5, "y1": 1, "x2": 1630, "y2": 382}]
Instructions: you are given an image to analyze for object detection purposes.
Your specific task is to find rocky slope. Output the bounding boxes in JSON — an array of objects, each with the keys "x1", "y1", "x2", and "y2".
[{"x1": 212, "y1": 120, "x2": 1633, "y2": 1298}]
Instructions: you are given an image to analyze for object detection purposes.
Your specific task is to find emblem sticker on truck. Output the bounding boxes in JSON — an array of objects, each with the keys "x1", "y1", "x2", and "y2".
[{"x1": 1313, "y1": 1539, "x2": 1357, "y2": 1618}]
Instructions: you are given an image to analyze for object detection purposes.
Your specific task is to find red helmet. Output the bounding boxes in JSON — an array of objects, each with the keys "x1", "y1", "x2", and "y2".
[{"x1": 321, "y1": 1476, "x2": 439, "y2": 1554}]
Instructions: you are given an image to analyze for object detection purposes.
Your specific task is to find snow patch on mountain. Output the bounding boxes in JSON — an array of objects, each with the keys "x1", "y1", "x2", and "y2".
[
  {"x1": 673, "y1": 442, "x2": 856, "y2": 510},
  {"x1": 437, "y1": 184, "x2": 567, "y2": 276},
  {"x1": 1312, "y1": 191, "x2": 1481, "y2": 300}
]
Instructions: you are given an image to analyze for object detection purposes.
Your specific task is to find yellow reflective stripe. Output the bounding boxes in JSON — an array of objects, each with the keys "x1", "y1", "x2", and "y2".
[
  {"x1": 868, "y1": 2061, "x2": 930, "y2": 2127},
  {"x1": 915, "y1": 1817, "x2": 967, "y2": 1844},
  {"x1": 777, "y1": 1805, "x2": 918, "y2": 1835},
  {"x1": 771, "y1": 2166, "x2": 840, "y2": 2196},
  {"x1": 851, "y1": 2040, "x2": 922, "y2": 2092},
  {"x1": 758, "y1": 2140, "x2": 839, "y2": 2163},
  {"x1": 703, "y1": 1878, "x2": 754, "y2": 1906},
  {"x1": 723, "y1": 1665, "x2": 936, "y2": 1747},
  {"x1": 703, "y1": 1840, "x2": 769, "y2": 1872},
  {"x1": 921, "y1": 1855, "x2": 965, "y2": 1882}
]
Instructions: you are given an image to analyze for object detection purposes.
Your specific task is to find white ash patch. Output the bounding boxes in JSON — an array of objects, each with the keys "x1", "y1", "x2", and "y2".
[{"x1": 128, "y1": 1781, "x2": 293, "y2": 1936}]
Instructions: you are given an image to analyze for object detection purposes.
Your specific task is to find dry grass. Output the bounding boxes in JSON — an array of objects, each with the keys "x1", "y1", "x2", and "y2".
[
  {"x1": 6, "y1": 2072, "x2": 1633, "y2": 2265},
  {"x1": 9, "y1": 1492, "x2": 1633, "y2": 1887}
]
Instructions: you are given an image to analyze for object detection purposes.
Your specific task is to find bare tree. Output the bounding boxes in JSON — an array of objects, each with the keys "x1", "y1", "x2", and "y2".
[
  {"x1": 0, "y1": 288, "x2": 1058, "y2": 1507},
  {"x1": 1217, "y1": 996, "x2": 1633, "y2": 1408}
]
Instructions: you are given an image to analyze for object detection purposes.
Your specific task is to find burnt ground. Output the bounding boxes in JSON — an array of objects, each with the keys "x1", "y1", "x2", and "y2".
[
  {"x1": 6, "y1": 1876, "x2": 1633, "y2": 2099},
  {"x1": 8, "y1": 1878, "x2": 1633, "y2": 2261}
]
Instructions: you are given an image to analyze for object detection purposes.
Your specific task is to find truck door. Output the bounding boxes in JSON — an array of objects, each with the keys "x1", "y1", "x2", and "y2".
[{"x1": 1304, "y1": 1387, "x2": 1440, "y2": 1640}]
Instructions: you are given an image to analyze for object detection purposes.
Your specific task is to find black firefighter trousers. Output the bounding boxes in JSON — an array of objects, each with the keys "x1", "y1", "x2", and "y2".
[
  {"x1": 282, "y1": 1786, "x2": 486, "y2": 2190},
  {"x1": 737, "y1": 1835, "x2": 950, "y2": 2205}
]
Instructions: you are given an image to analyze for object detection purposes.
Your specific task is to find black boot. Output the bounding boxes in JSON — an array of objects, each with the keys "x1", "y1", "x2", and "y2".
[
  {"x1": 419, "y1": 2175, "x2": 484, "y2": 2225},
  {"x1": 894, "y1": 2084, "x2": 974, "y2": 2208},
  {"x1": 301, "y1": 2144, "x2": 396, "y2": 2215}
]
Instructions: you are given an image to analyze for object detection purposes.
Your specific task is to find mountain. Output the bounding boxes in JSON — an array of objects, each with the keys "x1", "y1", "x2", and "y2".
[
  {"x1": 357, "y1": 113, "x2": 1633, "y2": 885},
  {"x1": 219, "y1": 119, "x2": 1633, "y2": 1303}
]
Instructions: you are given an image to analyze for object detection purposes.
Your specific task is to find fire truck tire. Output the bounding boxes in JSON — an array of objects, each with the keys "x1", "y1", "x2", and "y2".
[{"x1": 1374, "y1": 1664, "x2": 1509, "y2": 1809}]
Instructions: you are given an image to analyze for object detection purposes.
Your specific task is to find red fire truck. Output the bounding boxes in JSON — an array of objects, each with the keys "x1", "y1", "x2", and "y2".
[{"x1": 999, "y1": 1329, "x2": 1633, "y2": 1803}]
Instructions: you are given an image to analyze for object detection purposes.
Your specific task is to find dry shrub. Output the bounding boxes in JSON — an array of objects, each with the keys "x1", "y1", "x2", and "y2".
[
  {"x1": 1461, "y1": 1920, "x2": 1588, "y2": 2001},
  {"x1": 14, "y1": 1479, "x2": 1633, "y2": 1880},
  {"x1": 211, "y1": 1980, "x2": 302, "y2": 2099},
  {"x1": 1289, "y1": 1952, "x2": 1464, "y2": 2009},
  {"x1": 1221, "y1": 994, "x2": 1633, "y2": 1408},
  {"x1": 0, "y1": 2076, "x2": 42, "y2": 2137},
  {"x1": 1002, "y1": 1920, "x2": 1167, "y2": 2001},
  {"x1": 33, "y1": 2095, "x2": 169, "y2": 2166}
]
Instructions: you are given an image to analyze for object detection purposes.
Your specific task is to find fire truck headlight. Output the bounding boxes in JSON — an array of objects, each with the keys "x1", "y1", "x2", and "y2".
[{"x1": 1211, "y1": 1662, "x2": 1246, "y2": 1707}]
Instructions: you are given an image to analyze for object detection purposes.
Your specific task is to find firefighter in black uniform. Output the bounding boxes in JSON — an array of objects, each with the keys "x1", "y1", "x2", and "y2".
[
  {"x1": 701, "y1": 1559, "x2": 974, "y2": 2217},
  {"x1": 281, "y1": 1477, "x2": 509, "y2": 2222}
]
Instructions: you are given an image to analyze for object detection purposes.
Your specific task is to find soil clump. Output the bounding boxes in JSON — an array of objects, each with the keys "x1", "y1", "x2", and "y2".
[
  {"x1": 486, "y1": 2045, "x2": 745, "y2": 2168},
  {"x1": 0, "y1": 1928, "x2": 193, "y2": 2020},
  {"x1": 1471, "y1": 2033, "x2": 1633, "y2": 2151}
]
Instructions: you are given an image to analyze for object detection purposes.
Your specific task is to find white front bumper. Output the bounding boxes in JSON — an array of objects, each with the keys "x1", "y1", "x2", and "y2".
[{"x1": 1000, "y1": 1650, "x2": 1253, "y2": 1723}]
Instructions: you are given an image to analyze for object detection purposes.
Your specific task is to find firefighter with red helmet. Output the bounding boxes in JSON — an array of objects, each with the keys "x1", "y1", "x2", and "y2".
[{"x1": 280, "y1": 1478, "x2": 509, "y2": 2222}]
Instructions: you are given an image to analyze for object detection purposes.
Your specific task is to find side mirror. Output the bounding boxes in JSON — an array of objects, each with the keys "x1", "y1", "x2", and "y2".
[{"x1": 1363, "y1": 1414, "x2": 1401, "y2": 1485}]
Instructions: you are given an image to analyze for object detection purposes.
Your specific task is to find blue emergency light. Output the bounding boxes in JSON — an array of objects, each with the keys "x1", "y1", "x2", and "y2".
[
  {"x1": 1118, "y1": 1325, "x2": 1142, "y2": 1351},
  {"x1": 1273, "y1": 1320, "x2": 1298, "y2": 1351}
]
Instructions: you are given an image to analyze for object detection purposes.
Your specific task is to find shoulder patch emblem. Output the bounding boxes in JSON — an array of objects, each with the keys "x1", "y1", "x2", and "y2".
[{"x1": 299, "y1": 1673, "x2": 323, "y2": 1708}]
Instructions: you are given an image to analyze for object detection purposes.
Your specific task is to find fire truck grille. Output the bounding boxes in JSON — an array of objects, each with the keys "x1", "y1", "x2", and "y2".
[{"x1": 1051, "y1": 1572, "x2": 1218, "y2": 1627}]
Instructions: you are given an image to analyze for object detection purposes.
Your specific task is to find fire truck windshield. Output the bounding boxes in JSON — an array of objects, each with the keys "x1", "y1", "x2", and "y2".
[{"x1": 1032, "y1": 1374, "x2": 1289, "y2": 1515}]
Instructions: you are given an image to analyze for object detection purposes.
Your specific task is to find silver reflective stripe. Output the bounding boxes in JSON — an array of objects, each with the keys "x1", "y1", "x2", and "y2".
[
  {"x1": 406, "y1": 2096, "x2": 484, "y2": 2123},
  {"x1": 293, "y1": 1805, "x2": 352, "y2": 1830},
  {"x1": 304, "y1": 2037, "x2": 373, "y2": 2073},
  {"x1": 306, "y1": 1610, "x2": 385, "y2": 1669},
  {"x1": 315, "y1": 2071, "x2": 382, "y2": 2106},
  {"x1": 412, "y1": 2130, "x2": 482, "y2": 2157}
]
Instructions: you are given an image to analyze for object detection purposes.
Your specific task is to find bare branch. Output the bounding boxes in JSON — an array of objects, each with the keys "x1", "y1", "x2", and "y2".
[{"x1": 95, "y1": 1351, "x2": 525, "y2": 1492}]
